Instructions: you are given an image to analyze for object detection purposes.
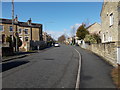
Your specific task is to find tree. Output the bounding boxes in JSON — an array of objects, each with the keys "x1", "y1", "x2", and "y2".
[
  {"x1": 76, "y1": 24, "x2": 89, "y2": 40},
  {"x1": 58, "y1": 35, "x2": 66, "y2": 43},
  {"x1": 6, "y1": 36, "x2": 22, "y2": 47},
  {"x1": 6, "y1": 36, "x2": 12, "y2": 47},
  {"x1": 13, "y1": 37, "x2": 22, "y2": 47},
  {"x1": 93, "y1": 34, "x2": 101, "y2": 44}
]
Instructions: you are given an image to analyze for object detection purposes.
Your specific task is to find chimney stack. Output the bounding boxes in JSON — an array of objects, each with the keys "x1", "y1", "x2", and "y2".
[
  {"x1": 14, "y1": 15, "x2": 18, "y2": 22},
  {"x1": 28, "y1": 18, "x2": 32, "y2": 25}
]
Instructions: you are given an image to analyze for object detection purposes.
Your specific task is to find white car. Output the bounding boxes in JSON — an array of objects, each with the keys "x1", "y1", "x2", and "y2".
[{"x1": 54, "y1": 43, "x2": 60, "y2": 47}]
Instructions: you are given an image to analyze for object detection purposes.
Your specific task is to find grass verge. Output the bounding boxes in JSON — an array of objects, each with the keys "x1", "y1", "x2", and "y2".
[{"x1": 111, "y1": 65, "x2": 120, "y2": 88}]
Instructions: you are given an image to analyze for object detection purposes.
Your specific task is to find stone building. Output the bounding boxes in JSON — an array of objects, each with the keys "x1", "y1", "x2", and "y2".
[
  {"x1": 93, "y1": 1, "x2": 120, "y2": 66},
  {"x1": 0, "y1": 17, "x2": 43, "y2": 51},
  {"x1": 42, "y1": 32, "x2": 53, "y2": 42},
  {"x1": 87, "y1": 22, "x2": 101, "y2": 36},
  {"x1": 100, "y1": 2, "x2": 120, "y2": 43}
]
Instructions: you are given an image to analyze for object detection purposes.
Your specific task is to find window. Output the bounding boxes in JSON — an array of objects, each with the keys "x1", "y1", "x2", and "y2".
[
  {"x1": 0, "y1": 25, "x2": 4, "y2": 31},
  {"x1": 104, "y1": 34, "x2": 106, "y2": 41},
  {"x1": 110, "y1": 13, "x2": 113, "y2": 26},
  {"x1": 19, "y1": 28, "x2": 22, "y2": 34},
  {"x1": 9, "y1": 26, "x2": 13, "y2": 32},
  {"x1": 2, "y1": 34, "x2": 5, "y2": 43},
  {"x1": 25, "y1": 37, "x2": 29, "y2": 41},
  {"x1": 24, "y1": 29, "x2": 28, "y2": 34}
]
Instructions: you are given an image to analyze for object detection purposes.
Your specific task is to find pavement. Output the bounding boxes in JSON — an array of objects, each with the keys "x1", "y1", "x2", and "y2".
[
  {"x1": 74, "y1": 46, "x2": 116, "y2": 88},
  {"x1": 2, "y1": 52, "x2": 35, "y2": 63},
  {"x1": 2, "y1": 46, "x2": 53, "y2": 62}
]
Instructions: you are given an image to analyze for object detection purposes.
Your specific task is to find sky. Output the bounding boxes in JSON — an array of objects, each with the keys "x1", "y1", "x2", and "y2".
[{"x1": 2, "y1": 2, "x2": 103, "y2": 40}]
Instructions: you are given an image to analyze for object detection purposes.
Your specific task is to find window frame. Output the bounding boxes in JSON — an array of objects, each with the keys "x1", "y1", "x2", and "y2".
[
  {"x1": 19, "y1": 28, "x2": 22, "y2": 35},
  {"x1": 24, "y1": 29, "x2": 29, "y2": 34},
  {"x1": 109, "y1": 13, "x2": 113, "y2": 27},
  {"x1": 9, "y1": 26, "x2": 13, "y2": 32},
  {"x1": 0, "y1": 25, "x2": 4, "y2": 31},
  {"x1": 25, "y1": 36, "x2": 29, "y2": 42}
]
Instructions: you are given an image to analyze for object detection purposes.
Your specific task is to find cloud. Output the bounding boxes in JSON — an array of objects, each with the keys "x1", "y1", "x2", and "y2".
[
  {"x1": 70, "y1": 23, "x2": 82, "y2": 29},
  {"x1": 75, "y1": 23, "x2": 82, "y2": 27},
  {"x1": 46, "y1": 23, "x2": 82, "y2": 40},
  {"x1": 46, "y1": 30, "x2": 64, "y2": 40},
  {"x1": 70, "y1": 23, "x2": 82, "y2": 36}
]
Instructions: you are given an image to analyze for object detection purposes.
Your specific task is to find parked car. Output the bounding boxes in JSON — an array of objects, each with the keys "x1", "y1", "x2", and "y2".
[{"x1": 54, "y1": 43, "x2": 60, "y2": 47}]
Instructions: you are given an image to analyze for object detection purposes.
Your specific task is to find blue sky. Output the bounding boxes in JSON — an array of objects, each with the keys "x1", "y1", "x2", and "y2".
[{"x1": 2, "y1": 2, "x2": 103, "y2": 40}]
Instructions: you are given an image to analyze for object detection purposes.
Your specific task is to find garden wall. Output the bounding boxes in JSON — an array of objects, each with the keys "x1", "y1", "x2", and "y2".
[{"x1": 86, "y1": 42, "x2": 118, "y2": 67}]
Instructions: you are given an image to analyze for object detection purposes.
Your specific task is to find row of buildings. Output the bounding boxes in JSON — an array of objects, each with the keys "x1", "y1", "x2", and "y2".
[
  {"x1": 87, "y1": 1, "x2": 120, "y2": 44},
  {"x1": 0, "y1": 16, "x2": 53, "y2": 55}
]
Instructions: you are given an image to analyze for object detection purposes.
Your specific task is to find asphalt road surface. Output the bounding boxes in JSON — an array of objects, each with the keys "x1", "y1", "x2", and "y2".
[
  {"x1": 2, "y1": 44, "x2": 79, "y2": 88},
  {"x1": 74, "y1": 46, "x2": 116, "y2": 88},
  {"x1": 2, "y1": 44, "x2": 116, "y2": 89}
]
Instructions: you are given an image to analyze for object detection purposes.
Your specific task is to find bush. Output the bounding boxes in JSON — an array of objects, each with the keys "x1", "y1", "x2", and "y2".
[
  {"x1": 6, "y1": 36, "x2": 12, "y2": 47},
  {"x1": 13, "y1": 36, "x2": 22, "y2": 47},
  {"x1": 84, "y1": 34, "x2": 101, "y2": 44}
]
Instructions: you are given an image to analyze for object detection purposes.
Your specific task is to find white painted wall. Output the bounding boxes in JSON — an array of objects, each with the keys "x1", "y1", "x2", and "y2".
[{"x1": 117, "y1": 47, "x2": 120, "y2": 64}]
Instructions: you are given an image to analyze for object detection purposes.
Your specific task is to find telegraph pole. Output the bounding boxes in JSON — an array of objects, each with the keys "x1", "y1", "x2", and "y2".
[
  {"x1": 12, "y1": 0, "x2": 18, "y2": 52},
  {"x1": 12, "y1": 0, "x2": 15, "y2": 51}
]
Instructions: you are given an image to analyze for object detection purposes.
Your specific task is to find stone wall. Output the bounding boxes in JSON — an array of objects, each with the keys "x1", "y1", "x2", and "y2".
[
  {"x1": 2, "y1": 47, "x2": 14, "y2": 56},
  {"x1": 86, "y1": 42, "x2": 118, "y2": 67}
]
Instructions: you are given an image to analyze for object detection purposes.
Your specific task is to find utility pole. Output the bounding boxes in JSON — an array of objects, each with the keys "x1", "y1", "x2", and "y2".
[
  {"x1": 12, "y1": 0, "x2": 18, "y2": 52},
  {"x1": 12, "y1": 0, "x2": 15, "y2": 51}
]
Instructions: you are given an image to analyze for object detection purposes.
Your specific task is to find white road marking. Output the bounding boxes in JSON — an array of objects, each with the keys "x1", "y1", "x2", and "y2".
[{"x1": 74, "y1": 48, "x2": 81, "y2": 89}]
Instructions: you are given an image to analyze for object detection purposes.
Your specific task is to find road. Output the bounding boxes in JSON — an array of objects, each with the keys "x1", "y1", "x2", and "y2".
[
  {"x1": 2, "y1": 44, "x2": 116, "y2": 89},
  {"x1": 2, "y1": 44, "x2": 80, "y2": 88}
]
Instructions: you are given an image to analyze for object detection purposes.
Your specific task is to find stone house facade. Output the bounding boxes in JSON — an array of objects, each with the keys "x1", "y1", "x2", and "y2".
[
  {"x1": 42, "y1": 32, "x2": 53, "y2": 42},
  {"x1": 87, "y1": 22, "x2": 101, "y2": 36},
  {"x1": 92, "y1": 1, "x2": 120, "y2": 66},
  {"x1": 0, "y1": 17, "x2": 43, "y2": 51},
  {"x1": 101, "y1": 2, "x2": 120, "y2": 43}
]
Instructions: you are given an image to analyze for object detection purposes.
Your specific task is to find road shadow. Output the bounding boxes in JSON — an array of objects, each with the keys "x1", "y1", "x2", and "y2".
[
  {"x1": 44, "y1": 58, "x2": 54, "y2": 61},
  {"x1": 2, "y1": 60, "x2": 29, "y2": 72},
  {"x1": 14, "y1": 52, "x2": 36, "y2": 56}
]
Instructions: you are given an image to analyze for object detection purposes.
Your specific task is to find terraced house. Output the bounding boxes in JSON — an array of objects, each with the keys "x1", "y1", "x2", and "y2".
[
  {"x1": 101, "y1": 1, "x2": 120, "y2": 43},
  {"x1": 100, "y1": 1, "x2": 120, "y2": 65},
  {"x1": 0, "y1": 16, "x2": 43, "y2": 52}
]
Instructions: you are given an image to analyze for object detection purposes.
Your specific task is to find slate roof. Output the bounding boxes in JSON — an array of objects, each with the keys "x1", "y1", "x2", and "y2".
[{"x1": 0, "y1": 18, "x2": 42, "y2": 28}]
